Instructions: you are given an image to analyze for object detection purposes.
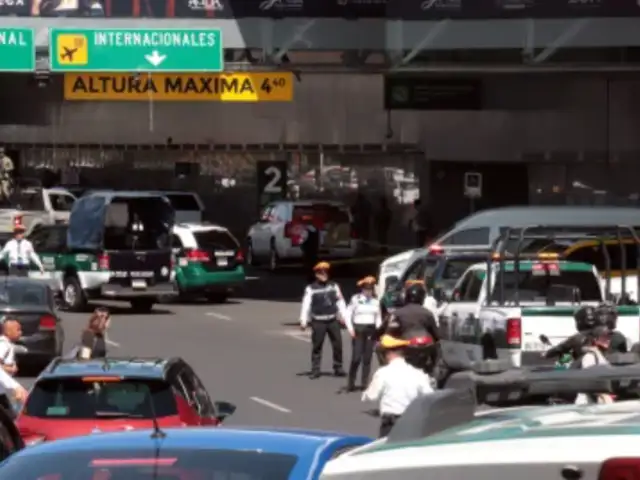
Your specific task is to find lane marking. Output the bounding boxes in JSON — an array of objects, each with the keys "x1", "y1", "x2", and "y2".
[
  {"x1": 206, "y1": 312, "x2": 233, "y2": 321},
  {"x1": 250, "y1": 396, "x2": 291, "y2": 413},
  {"x1": 283, "y1": 331, "x2": 311, "y2": 343}
]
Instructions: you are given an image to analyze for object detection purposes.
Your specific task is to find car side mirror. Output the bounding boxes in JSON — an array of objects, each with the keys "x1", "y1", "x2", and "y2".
[
  {"x1": 385, "y1": 276, "x2": 399, "y2": 292},
  {"x1": 214, "y1": 401, "x2": 236, "y2": 422}
]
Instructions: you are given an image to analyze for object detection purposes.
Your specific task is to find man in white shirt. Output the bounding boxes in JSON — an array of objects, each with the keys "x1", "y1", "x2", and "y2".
[
  {"x1": 362, "y1": 334, "x2": 434, "y2": 438},
  {"x1": 0, "y1": 223, "x2": 44, "y2": 276},
  {"x1": 0, "y1": 319, "x2": 21, "y2": 376}
]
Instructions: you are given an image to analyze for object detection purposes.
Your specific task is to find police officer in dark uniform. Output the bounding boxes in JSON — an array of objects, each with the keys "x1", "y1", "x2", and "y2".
[
  {"x1": 299, "y1": 262, "x2": 348, "y2": 379},
  {"x1": 596, "y1": 302, "x2": 627, "y2": 353},
  {"x1": 543, "y1": 305, "x2": 600, "y2": 361}
]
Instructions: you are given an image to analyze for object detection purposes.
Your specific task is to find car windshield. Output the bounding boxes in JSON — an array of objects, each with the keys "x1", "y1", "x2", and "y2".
[
  {"x1": 490, "y1": 268, "x2": 602, "y2": 303},
  {"x1": 0, "y1": 449, "x2": 299, "y2": 479},
  {"x1": 194, "y1": 230, "x2": 239, "y2": 251},
  {"x1": 23, "y1": 378, "x2": 177, "y2": 419},
  {"x1": 0, "y1": 284, "x2": 47, "y2": 307},
  {"x1": 103, "y1": 197, "x2": 174, "y2": 250}
]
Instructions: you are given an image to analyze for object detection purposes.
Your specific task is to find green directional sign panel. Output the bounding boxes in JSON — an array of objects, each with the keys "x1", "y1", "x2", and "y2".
[
  {"x1": 0, "y1": 28, "x2": 35, "y2": 72},
  {"x1": 49, "y1": 28, "x2": 223, "y2": 73}
]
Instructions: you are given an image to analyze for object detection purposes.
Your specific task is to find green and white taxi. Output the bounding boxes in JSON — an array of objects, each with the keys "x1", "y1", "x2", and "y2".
[
  {"x1": 322, "y1": 388, "x2": 640, "y2": 479},
  {"x1": 171, "y1": 223, "x2": 246, "y2": 302}
]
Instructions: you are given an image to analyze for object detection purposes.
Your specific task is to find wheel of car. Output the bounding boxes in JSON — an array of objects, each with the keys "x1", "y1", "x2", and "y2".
[
  {"x1": 246, "y1": 240, "x2": 258, "y2": 266},
  {"x1": 130, "y1": 298, "x2": 155, "y2": 313},
  {"x1": 63, "y1": 276, "x2": 87, "y2": 312},
  {"x1": 268, "y1": 241, "x2": 279, "y2": 271}
]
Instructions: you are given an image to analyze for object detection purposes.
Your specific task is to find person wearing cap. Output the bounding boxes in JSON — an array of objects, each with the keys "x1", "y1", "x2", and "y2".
[
  {"x1": 362, "y1": 334, "x2": 435, "y2": 437},
  {"x1": 299, "y1": 261, "x2": 348, "y2": 379},
  {"x1": 0, "y1": 221, "x2": 44, "y2": 276},
  {"x1": 344, "y1": 276, "x2": 382, "y2": 392}
]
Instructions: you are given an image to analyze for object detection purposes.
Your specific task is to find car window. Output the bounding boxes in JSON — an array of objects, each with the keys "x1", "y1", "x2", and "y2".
[
  {"x1": 443, "y1": 227, "x2": 490, "y2": 245},
  {"x1": 401, "y1": 258, "x2": 428, "y2": 284},
  {"x1": 163, "y1": 193, "x2": 201, "y2": 211},
  {"x1": 14, "y1": 191, "x2": 44, "y2": 211},
  {"x1": 176, "y1": 369, "x2": 198, "y2": 411},
  {"x1": 194, "y1": 229, "x2": 239, "y2": 251},
  {"x1": 423, "y1": 259, "x2": 439, "y2": 285},
  {"x1": 451, "y1": 270, "x2": 474, "y2": 302},
  {"x1": 24, "y1": 378, "x2": 177, "y2": 419},
  {"x1": 0, "y1": 449, "x2": 299, "y2": 480},
  {"x1": 462, "y1": 270, "x2": 484, "y2": 301},
  {"x1": 48, "y1": 193, "x2": 75, "y2": 212},
  {"x1": 185, "y1": 367, "x2": 212, "y2": 416},
  {"x1": 567, "y1": 243, "x2": 639, "y2": 272},
  {"x1": 0, "y1": 284, "x2": 47, "y2": 307},
  {"x1": 43, "y1": 227, "x2": 67, "y2": 251}
]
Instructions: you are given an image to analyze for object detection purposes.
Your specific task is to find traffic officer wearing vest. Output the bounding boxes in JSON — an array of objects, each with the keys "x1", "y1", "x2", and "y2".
[
  {"x1": 345, "y1": 276, "x2": 382, "y2": 392},
  {"x1": 299, "y1": 262, "x2": 348, "y2": 379},
  {"x1": 0, "y1": 220, "x2": 44, "y2": 276},
  {"x1": 362, "y1": 334, "x2": 435, "y2": 437}
]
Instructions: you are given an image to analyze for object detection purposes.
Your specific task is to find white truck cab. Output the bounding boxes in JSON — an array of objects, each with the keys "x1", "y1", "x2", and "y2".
[
  {"x1": 438, "y1": 255, "x2": 640, "y2": 372},
  {"x1": 0, "y1": 187, "x2": 76, "y2": 235}
]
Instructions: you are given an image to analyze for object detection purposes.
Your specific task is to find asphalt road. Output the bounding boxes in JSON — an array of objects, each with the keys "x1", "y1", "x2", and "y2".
[{"x1": 20, "y1": 269, "x2": 381, "y2": 437}]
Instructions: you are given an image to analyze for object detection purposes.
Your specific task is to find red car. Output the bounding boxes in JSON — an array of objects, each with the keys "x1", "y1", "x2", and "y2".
[{"x1": 17, "y1": 357, "x2": 235, "y2": 445}]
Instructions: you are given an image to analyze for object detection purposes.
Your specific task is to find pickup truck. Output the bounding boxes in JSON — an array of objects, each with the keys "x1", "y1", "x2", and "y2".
[
  {"x1": 437, "y1": 258, "x2": 640, "y2": 374},
  {"x1": 0, "y1": 187, "x2": 76, "y2": 235}
]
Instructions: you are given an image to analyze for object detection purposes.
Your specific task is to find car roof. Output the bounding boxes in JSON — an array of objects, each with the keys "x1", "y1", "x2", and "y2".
[
  {"x1": 270, "y1": 199, "x2": 347, "y2": 207},
  {"x1": 11, "y1": 427, "x2": 372, "y2": 457},
  {"x1": 82, "y1": 191, "x2": 169, "y2": 200},
  {"x1": 173, "y1": 223, "x2": 229, "y2": 233},
  {"x1": 452, "y1": 206, "x2": 640, "y2": 230},
  {"x1": 39, "y1": 357, "x2": 177, "y2": 380}
]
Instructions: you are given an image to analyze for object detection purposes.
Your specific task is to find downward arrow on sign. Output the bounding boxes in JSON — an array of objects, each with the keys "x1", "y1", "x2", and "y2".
[{"x1": 144, "y1": 50, "x2": 166, "y2": 67}]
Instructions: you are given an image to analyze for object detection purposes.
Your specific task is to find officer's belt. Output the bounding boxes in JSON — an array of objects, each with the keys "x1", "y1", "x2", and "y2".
[{"x1": 311, "y1": 314, "x2": 336, "y2": 321}]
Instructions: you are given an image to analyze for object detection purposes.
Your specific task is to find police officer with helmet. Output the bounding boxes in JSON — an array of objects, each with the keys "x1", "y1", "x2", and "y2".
[
  {"x1": 299, "y1": 262, "x2": 348, "y2": 379},
  {"x1": 596, "y1": 302, "x2": 627, "y2": 353},
  {"x1": 543, "y1": 305, "x2": 602, "y2": 361}
]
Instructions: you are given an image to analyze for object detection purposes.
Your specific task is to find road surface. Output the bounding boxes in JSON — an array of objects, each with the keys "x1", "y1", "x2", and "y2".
[{"x1": 21, "y1": 271, "x2": 381, "y2": 437}]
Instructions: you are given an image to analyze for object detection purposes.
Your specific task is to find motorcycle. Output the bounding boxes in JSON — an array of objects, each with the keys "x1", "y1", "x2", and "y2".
[{"x1": 539, "y1": 334, "x2": 573, "y2": 369}]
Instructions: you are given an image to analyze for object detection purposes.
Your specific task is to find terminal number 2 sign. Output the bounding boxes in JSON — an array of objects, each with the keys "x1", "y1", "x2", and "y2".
[{"x1": 257, "y1": 160, "x2": 288, "y2": 208}]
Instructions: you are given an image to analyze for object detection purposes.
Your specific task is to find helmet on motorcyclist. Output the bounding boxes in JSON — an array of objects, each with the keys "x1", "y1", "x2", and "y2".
[
  {"x1": 404, "y1": 281, "x2": 426, "y2": 305},
  {"x1": 574, "y1": 305, "x2": 598, "y2": 332},
  {"x1": 596, "y1": 301, "x2": 618, "y2": 330}
]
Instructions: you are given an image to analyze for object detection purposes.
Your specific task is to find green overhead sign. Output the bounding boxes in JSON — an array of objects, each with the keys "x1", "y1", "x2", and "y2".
[
  {"x1": 0, "y1": 28, "x2": 35, "y2": 72},
  {"x1": 49, "y1": 28, "x2": 224, "y2": 72}
]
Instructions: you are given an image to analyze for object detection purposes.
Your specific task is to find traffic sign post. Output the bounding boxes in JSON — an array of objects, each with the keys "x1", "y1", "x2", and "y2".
[
  {"x1": 49, "y1": 28, "x2": 223, "y2": 72},
  {"x1": 0, "y1": 28, "x2": 35, "y2": 72}
]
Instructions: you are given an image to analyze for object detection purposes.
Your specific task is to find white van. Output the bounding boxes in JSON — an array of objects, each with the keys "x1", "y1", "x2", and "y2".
[{"x1": 377, "y1": 206, "x2": 640, "y2": 296}]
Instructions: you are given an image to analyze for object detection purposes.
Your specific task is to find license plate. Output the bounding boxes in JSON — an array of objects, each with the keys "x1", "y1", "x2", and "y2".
[
  {"x1": 217, "y1": 258, "x2": 228, "y2": 267},
  {"x1": 132, "y1": 280, "x2": 147, "y2": 289},
  {"x1": 524, "y1": 342, "x2": 545, "y2": 352}
]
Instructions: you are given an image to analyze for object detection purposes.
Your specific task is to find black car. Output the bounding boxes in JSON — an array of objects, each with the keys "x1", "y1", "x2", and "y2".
[
  {"x1": 0, "y1": 277, "x2": 64, "y2": 370},
  {"x1": 382, "y1": 248, "x2": 490, "y2": 310}
]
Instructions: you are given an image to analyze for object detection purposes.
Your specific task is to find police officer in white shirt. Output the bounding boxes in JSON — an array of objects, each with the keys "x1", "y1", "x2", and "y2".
[
  {"x1": 345, "y1": 276, "x2": 382, "y2": 392},
  {"x1": 0, "y1": 319, "x2": 21, "y2": 377},
  {"x1": 300, "y1": 262, "x2": 348, "y2": 379},
  {"x1": 0, "y1": 222, "x2": 44, "y2": 276},
  {"x1": 362, "y1": 334, "x2": 434, "y2": 438}
]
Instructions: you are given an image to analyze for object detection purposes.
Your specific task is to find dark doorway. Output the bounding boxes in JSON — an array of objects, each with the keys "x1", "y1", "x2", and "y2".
[{"x1": 429, "y1": 161, "x2": 529, "y2": 233}]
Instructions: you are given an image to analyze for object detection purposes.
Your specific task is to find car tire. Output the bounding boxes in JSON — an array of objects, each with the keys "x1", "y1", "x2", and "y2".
[
  {"x1": 246, "y1": 240, "x2": 258, "y2": 266},
  {"x1": 268, "y1": 241, "x2": 279, "y2": 271},
  {"x1": 130, "y1": 298, "x2": 155, "y2": 313},
  {"x1": 63, "y1": 275, "x2": 87, "y2": 312},
  {"x1": 206, "y1": 292, "x2": 228, "y2": 303}
]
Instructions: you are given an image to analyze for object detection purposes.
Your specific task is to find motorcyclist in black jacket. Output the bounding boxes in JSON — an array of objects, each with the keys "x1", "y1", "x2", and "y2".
[
  {"x1": 382, "y1": 281, "x2": 440, "y2": 374},
  {"x1": 543, "y1": 305, "x2": 600, "y2": 361},
  {"x1": 596, "y1": 302, "x2": 627, "y2": 353}
]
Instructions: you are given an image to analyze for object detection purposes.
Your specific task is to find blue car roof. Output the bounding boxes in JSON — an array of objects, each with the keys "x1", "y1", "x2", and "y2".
[{"x1": 16, "y1": 428, "x2": 371, "y2": 456}]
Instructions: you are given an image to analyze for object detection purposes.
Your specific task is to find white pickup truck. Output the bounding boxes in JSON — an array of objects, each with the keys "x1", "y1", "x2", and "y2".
[
  {"x1": 0, "y1": 187, "x2": 76, "y2": 235},
  {"x1": 437, "y1": 258, "x2": 640, "y2": 373}
]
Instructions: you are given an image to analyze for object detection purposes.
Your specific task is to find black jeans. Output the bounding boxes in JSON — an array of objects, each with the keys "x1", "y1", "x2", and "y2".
[
  {"x1": 379, "y1": 414, "x2": 400, "y2": 438},
  {"x1": 348, "y1": 324, "x2": 376, "y2": 388},
  {"x1": 0, "y1": 394, "x2": 14, "y2": 419},
  {"x1": 311, "y1": 319, "x2": 343, "y2": 374},
  {"x1": 8, "y1": 265, "x2": 28, "y2": 277}
]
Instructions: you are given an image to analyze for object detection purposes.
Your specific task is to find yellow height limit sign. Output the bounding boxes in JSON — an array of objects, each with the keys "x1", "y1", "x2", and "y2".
[{"x1": 64, "y1": 72, "x2": 294, "y2": 102}]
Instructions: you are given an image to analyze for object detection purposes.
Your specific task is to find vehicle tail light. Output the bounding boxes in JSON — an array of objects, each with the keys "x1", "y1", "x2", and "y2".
[
  {"x1": 599, "y1": 458, "x2": 640, "y2": 480},
  {"x1": 506, "y1": 318, "x2": 521, "y2": 347},
  {"x1": 186, "y1": 249, "x2": 210, "y2": 262},
  {"x1": 428, "y1": 244, "x2": 444, "y2": 254},
  {"x1": 38, "y1": 314, "x2": 56, "y2": 331},
  {"x1": 235, "y1": 250, "x2": 244, "y2": 262},
  {"x1": 284, "y1": 222, "x2": 304, "y2": 247},
  {"x1": 408, "y1": 336, "x2": 433, "y2": 346},
  {"x1": 98, "y1": 253, "x2": 109, "y2": 270}
]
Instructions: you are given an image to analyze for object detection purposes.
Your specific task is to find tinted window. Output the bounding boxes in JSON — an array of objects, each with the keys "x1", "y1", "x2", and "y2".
[
  {"x1": 443, "y1": 227, "x2": 490, "y2": 245},
  {"x1": 0, "y1": 449, "x2": 298, "y2": 479},
  {"x1": 24, "y1": 378, "x2": 177, "y2": 419},
  {"x1": 164, "y1": 194, "x2": 201, "y2": 211},
  {"x1": 401, "y1": 258, "x2": 428, "y2": 284},
  {"x1": 13, "y1": 191, "x2": 44, "y2": 211},
  {"x1": 463, "y1": 272, "x2": 484, "y2": 301},
  {"x1": 194, "y1": 230, "x2": 239, "y2": 251},
  {"x1": 49, "y1": 194, "x2": 75, "y2": 212},
  {"x1": 103, "y1": 198, "x2": 173, "y2": 250},
  {"x1": 491, "y1": 269, "x2": 602, "y2": 303},
  {"x1": 441, "y1": 259, "x2": 481, "y2": 282},
  {"x1": 0, "y1": 284, "x2": 47, "y2": 307},
  {"x1": 567, "y1": 243, "x2": 639, "y2": 271}
]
